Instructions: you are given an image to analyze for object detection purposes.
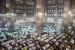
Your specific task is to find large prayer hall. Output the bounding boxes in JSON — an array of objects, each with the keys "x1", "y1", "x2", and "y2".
[{"x1": 0, "y1": 0, "x2": 75, "y2": 50}]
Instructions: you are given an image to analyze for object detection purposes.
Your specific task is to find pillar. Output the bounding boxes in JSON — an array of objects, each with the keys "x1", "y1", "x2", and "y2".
[
  {"x1": 36, "y1": 0, "x2": 45, "y2": 34},
  {"x1": 5, "y1": 0, "x2": 15, "y2": 32},
  {"x1": 63, "y1": 0, "x2": 71, "y2": 25}
]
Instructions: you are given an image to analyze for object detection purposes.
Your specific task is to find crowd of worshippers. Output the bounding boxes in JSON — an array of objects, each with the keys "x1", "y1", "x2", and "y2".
[{"x1": 0, "y1": 32, "x2": 75, "y2": 50}]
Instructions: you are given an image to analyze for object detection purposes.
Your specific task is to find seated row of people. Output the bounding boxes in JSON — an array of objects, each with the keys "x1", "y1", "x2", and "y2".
[{"x1": 1, "y1": 32, "x2": 75, "y2": 50}]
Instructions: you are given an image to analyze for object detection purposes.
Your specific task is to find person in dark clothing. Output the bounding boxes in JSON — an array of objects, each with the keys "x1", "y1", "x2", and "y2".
[
  {"x1": 11, "y1": 45, "x2": 16, "y2": 50},
  {"x1": 17, "y1": 45, "x2": 23, "y2": 50},
  {"x1": 0, "y1": 42, "x2": 2, "y2": 50}
]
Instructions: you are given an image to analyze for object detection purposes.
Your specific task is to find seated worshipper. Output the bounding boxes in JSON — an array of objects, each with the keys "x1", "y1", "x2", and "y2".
[
  {"x1": 42, "y1": 43, "x2": 50, "y2": 50},
  {"x1": 22, "y1": 44, "x2": 28, "y2": 50},
  {"x1": 17, "y1": 44, "x2": 23, "y2": 50}
]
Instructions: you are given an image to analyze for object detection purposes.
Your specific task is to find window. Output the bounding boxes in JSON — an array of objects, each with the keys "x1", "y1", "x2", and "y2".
[
  {"x1": 25, "y1": 0, "x2": 36, "y2": 17},
  {"x1": 15, "y1": 0, "x2": 24, "y2": 14},
  {"x1": 45, "y1": 0, "x2": 64, "y2": 18}
]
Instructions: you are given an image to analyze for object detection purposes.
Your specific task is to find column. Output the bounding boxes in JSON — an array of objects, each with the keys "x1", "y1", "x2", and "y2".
[
  {"x1": 5, "y1": 0, "x2": 15, "y2": 32},
  {"x1": 63, "y1": 0, "x2": 71, "y2": 25},
  {"x1": 36, "y1": 0, "x2": 45, "y2": 34}
]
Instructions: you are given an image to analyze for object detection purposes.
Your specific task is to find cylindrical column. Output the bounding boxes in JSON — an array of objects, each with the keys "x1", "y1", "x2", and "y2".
[
  {"x1": 63, "y1": 0, "x2": 71, "y2": 25},
  {"x1": 36, "y1": 0, "x2": 45, "y2": 34},
  {"x1": 5, "y1": 0, "x2": 15, "y2": 31}
]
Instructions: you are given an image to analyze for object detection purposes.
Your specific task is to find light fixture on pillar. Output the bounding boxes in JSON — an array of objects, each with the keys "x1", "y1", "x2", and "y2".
[
  {"x1": 6, "y1": 12, "x2": 10, "y2": 17},
  {"x1": 38, "y1": 12, "x2": 44, "y2": 22},
  {"x1": 68, "y1": 11, "x2": 73, "y2": 17},
  {"x1": 6, "y1": 13, "x2": 14, "y2": 17},
  {"x1": 38, "y1": 12, "x2": 43, "y2": 17}
]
